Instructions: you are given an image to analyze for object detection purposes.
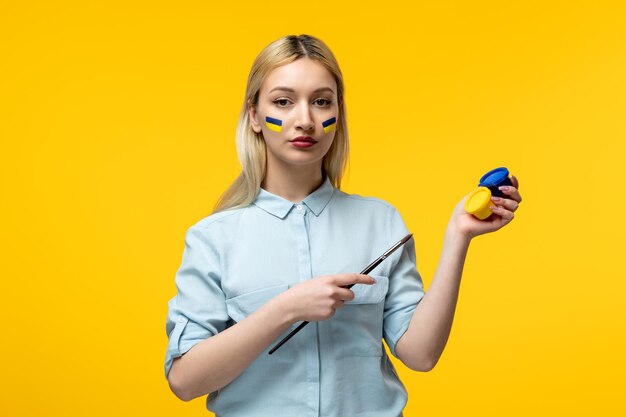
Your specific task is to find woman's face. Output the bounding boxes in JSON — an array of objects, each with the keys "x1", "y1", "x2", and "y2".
[{"x1": 249, "y1": 57, "x2": 339, "y2": 169}]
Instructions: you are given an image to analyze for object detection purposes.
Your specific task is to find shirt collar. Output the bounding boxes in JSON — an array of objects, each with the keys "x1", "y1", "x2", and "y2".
[{"x1": 253, "y1": 176, "x2": 335, "y2": 219}]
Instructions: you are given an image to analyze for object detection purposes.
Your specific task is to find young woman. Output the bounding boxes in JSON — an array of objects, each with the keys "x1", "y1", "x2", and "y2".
[{"x1": 164, "y1": 34, "x2": 522, "y2": 416}]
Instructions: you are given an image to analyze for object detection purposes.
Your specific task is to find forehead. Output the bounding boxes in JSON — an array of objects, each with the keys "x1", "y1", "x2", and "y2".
[{"x1": 262, "y1": 58, "x2": 337, "y2": 94}]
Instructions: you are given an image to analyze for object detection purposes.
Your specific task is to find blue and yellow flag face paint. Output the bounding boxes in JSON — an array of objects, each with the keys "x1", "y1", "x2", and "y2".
[
  {"x1": 322, "y1": 117, "x2": 336, "y2": 133},
  {"x1": 265, "y1": 116, "x2": 283, "y2": 133}
]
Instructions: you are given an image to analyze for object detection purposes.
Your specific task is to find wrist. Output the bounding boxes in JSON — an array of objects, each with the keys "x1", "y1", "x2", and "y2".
[
  {"x1": 445, "y1": 223, "x2": 473, "y2": 246},
  {"x1": 267, "y1": 291, "x2": 298, "y2": 327}
]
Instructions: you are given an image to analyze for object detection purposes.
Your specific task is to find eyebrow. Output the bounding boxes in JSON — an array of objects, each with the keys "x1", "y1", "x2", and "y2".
[{"x1": 268, "y1": 86, "x2": 336, "y2": 95}]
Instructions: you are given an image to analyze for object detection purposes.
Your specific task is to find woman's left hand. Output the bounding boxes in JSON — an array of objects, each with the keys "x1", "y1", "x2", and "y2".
[{"x1": 448, "y1": 175, "x2": 522, "y2": 240}]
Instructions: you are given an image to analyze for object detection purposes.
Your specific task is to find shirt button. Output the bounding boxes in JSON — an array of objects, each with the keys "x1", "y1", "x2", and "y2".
[
  {"x1": 177, "y1": 318, "x2": 184, "y2": 323},
  {"x1": 296, "y1": 204, "x2": 303, "y2": 211}
]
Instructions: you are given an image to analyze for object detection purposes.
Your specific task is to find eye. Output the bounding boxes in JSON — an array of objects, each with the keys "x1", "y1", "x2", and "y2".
[
  {"x1": 273, "y1": 98, "x2": 291, "y2": 107},
  {"x1": 314, "y1": 98, "x2": 332, "y2": 106}
]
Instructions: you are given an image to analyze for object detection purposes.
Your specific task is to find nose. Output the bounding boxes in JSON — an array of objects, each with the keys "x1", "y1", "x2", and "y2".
[{"x1": 295, "y1": 102, "x2": 314, "y2": 132}]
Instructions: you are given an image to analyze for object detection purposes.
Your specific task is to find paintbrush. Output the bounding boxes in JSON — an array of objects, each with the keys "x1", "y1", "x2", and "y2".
[{"x1": 268, "y1": 233, "x2": 413, "y2": 355}]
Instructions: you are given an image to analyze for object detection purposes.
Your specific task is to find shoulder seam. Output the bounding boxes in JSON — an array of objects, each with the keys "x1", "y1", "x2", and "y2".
[
  {"x1": 335, "y1": 192, "x2": 393, "y2": 209},
  {"x1": 193, "y1": 207, "x2": 246, "y2": 230}
]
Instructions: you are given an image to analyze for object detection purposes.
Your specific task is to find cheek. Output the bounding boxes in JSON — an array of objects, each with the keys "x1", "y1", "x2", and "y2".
[
  {"x1": 321, "y1": 116, "x2": 337, "y2": 134},
  {"x1": 260, "y1": 117, "x2": 285, "y2": 150},
  {"x1": 264, "y1": 116, "x2": 284, "y2": 133}
]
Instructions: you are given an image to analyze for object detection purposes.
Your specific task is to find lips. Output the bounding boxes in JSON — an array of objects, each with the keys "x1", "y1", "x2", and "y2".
[{"x1": 290, "y1": 136, "x2": 317, "y2": 143}]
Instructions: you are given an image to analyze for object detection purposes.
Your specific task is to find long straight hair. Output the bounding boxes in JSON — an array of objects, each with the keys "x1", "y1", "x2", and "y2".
[{"x1": 212, "y1": 34, "x2": 350, "y2": 214}]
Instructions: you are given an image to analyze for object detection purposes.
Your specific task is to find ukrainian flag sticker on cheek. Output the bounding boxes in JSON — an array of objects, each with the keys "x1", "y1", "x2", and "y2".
[
  {"x1": 265, "y1": 116, "x2": 283, "y2": 133},
  {"x1": 322, "y1": 117, "x2": 336, "y2": 133}
]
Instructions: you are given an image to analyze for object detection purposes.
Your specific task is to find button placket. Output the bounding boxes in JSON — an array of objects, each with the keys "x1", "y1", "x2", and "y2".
[{"x1": 291, "y1": 204, "x2": 320, "y2": 416}]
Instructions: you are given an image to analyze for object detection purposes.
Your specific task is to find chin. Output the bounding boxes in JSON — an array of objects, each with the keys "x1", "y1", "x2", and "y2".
[{"x1": 275, "y1": 152, "x2": 325, "y2": 166}]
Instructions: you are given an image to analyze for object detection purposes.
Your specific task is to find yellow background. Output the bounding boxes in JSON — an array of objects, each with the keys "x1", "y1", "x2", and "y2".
[{"x1": 2, "y1": 1, "x2": 625, "y2": 415}]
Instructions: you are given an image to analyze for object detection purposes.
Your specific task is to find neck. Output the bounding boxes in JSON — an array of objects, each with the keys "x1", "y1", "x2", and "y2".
[{"x1": 261, "y1": 157, "x2": 325, "y2": 203}]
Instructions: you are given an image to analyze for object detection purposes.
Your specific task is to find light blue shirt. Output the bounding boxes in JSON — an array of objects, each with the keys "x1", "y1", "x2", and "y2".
[{"x1": 164, "y1": 176, "x2": 425, "y2": 416}]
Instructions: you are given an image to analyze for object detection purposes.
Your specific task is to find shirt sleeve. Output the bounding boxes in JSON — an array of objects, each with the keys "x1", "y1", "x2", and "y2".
[
  {"x1": 164, "y1": 223, "x2": 229, "y2": 379},
  {"x1": 383, "y1": 205, "x2": 426, "y2": 359}
]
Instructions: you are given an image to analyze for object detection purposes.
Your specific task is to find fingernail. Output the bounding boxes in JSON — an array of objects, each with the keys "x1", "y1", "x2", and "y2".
[
  {"x1": 371, "y1": 278, "x2": 377, "y2": 283},
  {"x1": 491, "y1": 196, "x2": 501, "y2": 202},
  {"x1": 499, "y1": 186, "x2": 510, "y2": 191}
]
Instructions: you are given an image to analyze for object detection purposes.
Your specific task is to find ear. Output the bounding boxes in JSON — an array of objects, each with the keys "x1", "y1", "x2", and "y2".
[{"x1": 248, "y1": 104, "x2": 262, "y2": 133}]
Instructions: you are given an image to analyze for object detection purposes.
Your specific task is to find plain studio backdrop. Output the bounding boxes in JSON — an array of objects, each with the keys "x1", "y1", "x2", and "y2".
[{"x1": 1, "y1": 1, "x2": 624, "y2": 416}]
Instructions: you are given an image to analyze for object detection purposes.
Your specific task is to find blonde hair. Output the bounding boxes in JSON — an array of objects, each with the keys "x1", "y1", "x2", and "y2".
[{"x1": 212, "y1": 34, "x2": 349, "y2": 214}]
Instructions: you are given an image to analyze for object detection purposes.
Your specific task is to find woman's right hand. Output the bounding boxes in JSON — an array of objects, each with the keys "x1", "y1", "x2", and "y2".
[{"x1": 274, "y1": 274, "x2": 376, "y2": 323}]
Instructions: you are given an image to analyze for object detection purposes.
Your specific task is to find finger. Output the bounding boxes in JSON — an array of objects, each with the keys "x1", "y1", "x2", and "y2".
[
  {"x1": 490, "y1": 196, "x2": 519, "y2": 212},
  {"x1": 511, "y1": 175, "x2": 519, "y2": 189},
  {"x1": 335, "y1": 288, "x2": 355, "y2": 301},
  {"x1": 498, "y1": 185, "x2": 522, "y2": 204},
  {"x1": 334, "y1": 274, "x2": 375, "y2": 286},
  {"x1": 490, "y1": 204, "x2": 515, "y2": 221}
]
